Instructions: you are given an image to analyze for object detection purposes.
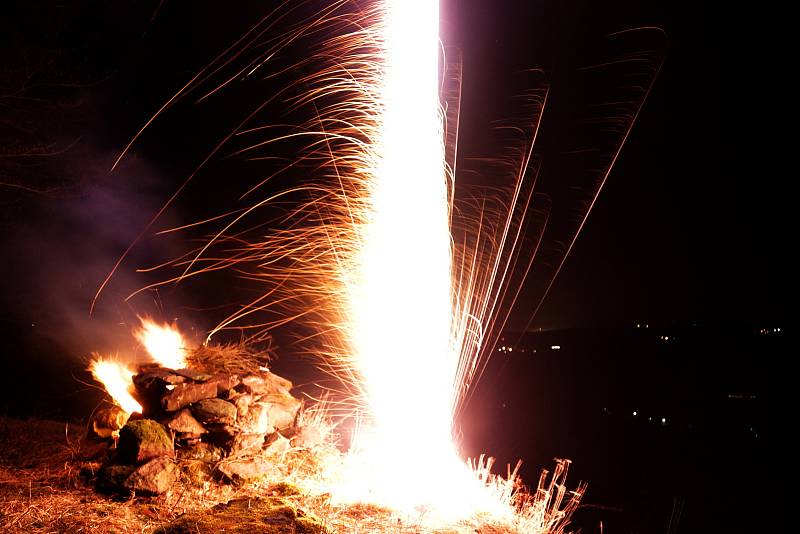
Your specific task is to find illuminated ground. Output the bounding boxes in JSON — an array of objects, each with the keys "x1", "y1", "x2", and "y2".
[{"x1": 1, "y1": 416, "x2": 565, "y2": 533}]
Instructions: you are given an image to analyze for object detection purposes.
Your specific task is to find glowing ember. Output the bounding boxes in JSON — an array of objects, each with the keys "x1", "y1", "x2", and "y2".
[
  {"x1": 89, "y1": 358, "x2": 142, "y2": 415},
  {"x1": 135, "y1": 317, "x2": 187, "y2": 369}
]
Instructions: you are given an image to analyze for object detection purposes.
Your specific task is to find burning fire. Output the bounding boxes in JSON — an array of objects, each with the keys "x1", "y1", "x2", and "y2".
[
  {"x1": 90, "y1": 318, "x2": 186, "y2": 416},
  {"x1": 89, "y1": 358, "x2": 142, "y2": 415},
  {"x1": 135, "y1": 317, "x2": 187, "y2": 369}
]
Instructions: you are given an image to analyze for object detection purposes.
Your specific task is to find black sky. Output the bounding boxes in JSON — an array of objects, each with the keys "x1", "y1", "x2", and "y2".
[{"x1": 0, "y1": 0, "x2": 789, "y2": 334}]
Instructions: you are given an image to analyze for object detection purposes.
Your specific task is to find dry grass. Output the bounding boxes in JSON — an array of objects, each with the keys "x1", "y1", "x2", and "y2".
[
  {"x1": 1, "y1": 413, "x2": 581, "y2": 533},
  {"x1": 186, "y1": 342, "x2": 275, "y2": 376},
  {"x1": 0, "y1": 417, "x2": 157, "y2": 532}
]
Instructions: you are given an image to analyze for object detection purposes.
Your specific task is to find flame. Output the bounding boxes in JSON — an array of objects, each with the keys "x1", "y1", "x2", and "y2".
[
  {"x1": 89, "y1": 358, "x2": 142, "y2": 415},
  {"x1": 332, "y1": 0, "x2": 513, "y2": 521},
  {"x1": 135, "y1": 317, "x2": 188, "y2": 369}
]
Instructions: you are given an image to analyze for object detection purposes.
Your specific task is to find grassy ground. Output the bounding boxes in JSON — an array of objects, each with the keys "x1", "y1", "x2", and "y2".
[
  {"x1": 0, "y1": 416, "x2": 184, "y2": 532},
  {"x1": 0, "y1": 415, "x2": 578, "y2": 533}
]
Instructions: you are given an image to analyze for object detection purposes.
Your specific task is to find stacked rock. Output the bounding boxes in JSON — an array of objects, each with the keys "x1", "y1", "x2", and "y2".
[
  {"x1": 96, "y1": 419, "x2": 177, "y2": 495},
  {"x1": 134, "y1": 366, "x2": 301, "y2": 454},
  {"x1": 96, "y1": 366, "x2": 303, "y2": 494}
]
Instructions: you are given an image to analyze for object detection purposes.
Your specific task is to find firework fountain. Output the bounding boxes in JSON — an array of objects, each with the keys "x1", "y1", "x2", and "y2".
[{"x1": 319, "y1": 0, "x2": 516, "y2": 520}]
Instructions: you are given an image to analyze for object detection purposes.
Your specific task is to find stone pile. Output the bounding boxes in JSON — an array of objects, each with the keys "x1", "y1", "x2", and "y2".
[{"x1": 95, "y1": 366, "x2": 305, "y2": 495}]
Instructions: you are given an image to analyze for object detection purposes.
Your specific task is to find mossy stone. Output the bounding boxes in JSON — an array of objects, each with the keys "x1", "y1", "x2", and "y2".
[{"x1": 117, "y1": 419, "x2": 173, "y2": 464}]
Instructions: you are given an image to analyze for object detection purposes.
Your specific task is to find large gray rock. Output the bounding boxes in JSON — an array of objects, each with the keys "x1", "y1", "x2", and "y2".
[
  {"x1": 191, "y1": 398, "x2": 237, "y2": 426},
  {"x1": 117, "y1": 419, "x2": 174, "y2": 464},
  {"x1": 124, "y1": 456, "x2": 178, "y2": 495}
]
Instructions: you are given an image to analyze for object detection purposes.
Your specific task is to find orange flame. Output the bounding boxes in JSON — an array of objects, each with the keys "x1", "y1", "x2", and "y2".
[
  {"x1": 135, "y1": 317, "x2": 188, "y2": 369},
  {"x1": 89, "y1": 358, "x2": 142, "y2": 415}
]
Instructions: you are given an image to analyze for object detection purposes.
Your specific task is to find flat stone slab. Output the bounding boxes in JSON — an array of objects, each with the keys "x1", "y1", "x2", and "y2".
[{"x1": 162, "y1": 381, "x2": 218, "y2": 412}]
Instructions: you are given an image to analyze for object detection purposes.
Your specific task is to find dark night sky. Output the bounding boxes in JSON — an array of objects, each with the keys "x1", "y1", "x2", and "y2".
[
  {"x1": 459, "y1": 0, "x2": 790, "y2": 329},
  {"x1": 0, "y1": 0, "x2": 789, "y2": 337}
]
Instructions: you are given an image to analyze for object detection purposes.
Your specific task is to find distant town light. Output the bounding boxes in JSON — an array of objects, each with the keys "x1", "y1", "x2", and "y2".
[{"x1": 551, "y1": 345, "x2": 561, "y2": 350}]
